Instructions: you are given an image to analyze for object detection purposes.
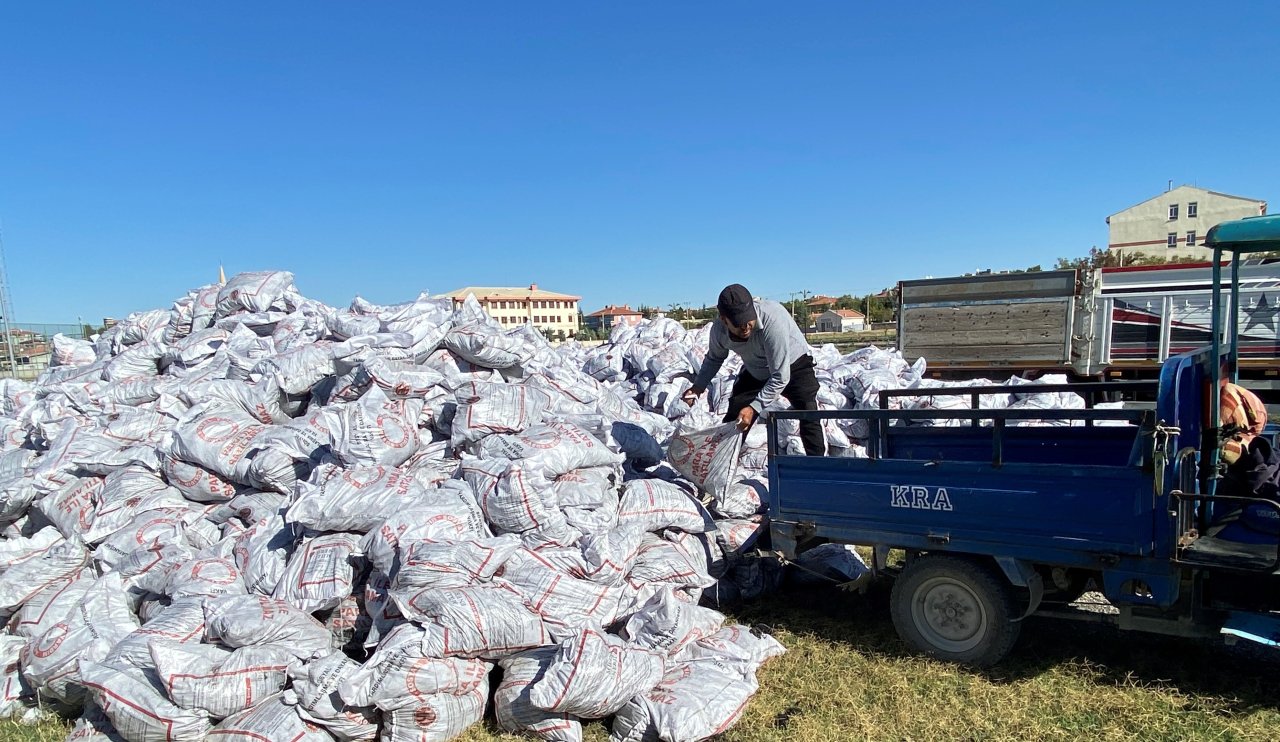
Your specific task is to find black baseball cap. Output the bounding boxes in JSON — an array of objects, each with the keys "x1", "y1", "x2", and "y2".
[{"x1": 717, "y1": 284, "x2": 757, "y2": 326}]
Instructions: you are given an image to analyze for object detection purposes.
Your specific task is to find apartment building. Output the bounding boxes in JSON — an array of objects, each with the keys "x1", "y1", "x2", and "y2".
[
  {"x1": 1107, "y1": 185, "x2": 1266, "y2": 261},
  {"x1": 439, "y1": 284, "x2": 581, "y2": 338}
]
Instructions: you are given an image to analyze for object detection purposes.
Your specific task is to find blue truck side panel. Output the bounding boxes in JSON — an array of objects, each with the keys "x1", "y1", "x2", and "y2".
[
  {"x1": 769, "y1": 455, "x2": 1154, "y2": 560},
  {"x1": 767, "y1": 378, "x2": 1194, "y2": 609}
]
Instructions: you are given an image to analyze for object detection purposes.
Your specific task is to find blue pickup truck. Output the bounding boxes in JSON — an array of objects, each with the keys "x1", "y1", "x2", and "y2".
[{"x1": 766, "y1": 214, "x2": 1280, "y2": 667}]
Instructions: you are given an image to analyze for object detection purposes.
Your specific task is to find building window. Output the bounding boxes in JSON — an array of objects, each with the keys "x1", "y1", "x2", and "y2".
[
  {"x1": 1167, "y1": 232, "x2": 1178, "y2": 248},
  {"x1": 1188, "y1": 202, "x2": 1198, "y2": 218},
  {"x1": 1186, "y1": 231, "x2": 1196, "y2": 247},
  {"x1": 1169, "y1": 204, "x2": 1179, "y2": 220}
]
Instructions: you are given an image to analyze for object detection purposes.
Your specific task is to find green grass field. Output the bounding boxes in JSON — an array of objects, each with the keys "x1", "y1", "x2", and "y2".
[{"x1": 5, "y1": 582, "x2": 1278, "y2": 742}]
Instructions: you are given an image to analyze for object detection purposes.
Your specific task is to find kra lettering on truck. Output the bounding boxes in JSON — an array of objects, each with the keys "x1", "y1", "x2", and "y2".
[{"x1": 889, "y1": 485, "x2": 953, "y2": 511}]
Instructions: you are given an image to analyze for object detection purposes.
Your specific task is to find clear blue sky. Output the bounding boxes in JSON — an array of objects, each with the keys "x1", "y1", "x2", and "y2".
[{"x1": 2, "y1": 2, "x2": 1278, "y2": 325}]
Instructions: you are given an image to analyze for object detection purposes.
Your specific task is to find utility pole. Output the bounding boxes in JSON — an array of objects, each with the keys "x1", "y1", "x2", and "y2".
[
  {"x1": 790, "y1": 290, "x2": 811, "y2": 333},
  {"x1": 0, "y1": 223, "x2": 18, "y2": 379}
]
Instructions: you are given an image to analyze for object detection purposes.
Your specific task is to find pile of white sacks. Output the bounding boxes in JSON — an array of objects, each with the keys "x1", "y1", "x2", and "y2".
[{"x1": 0, "y1": 271, "x2": 1089, "y2": 741}]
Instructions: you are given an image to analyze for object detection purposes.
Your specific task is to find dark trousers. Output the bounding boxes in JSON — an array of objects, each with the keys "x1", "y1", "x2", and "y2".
[{"x1": 724, "y1": 355, "x2": 826, "y2": 456}]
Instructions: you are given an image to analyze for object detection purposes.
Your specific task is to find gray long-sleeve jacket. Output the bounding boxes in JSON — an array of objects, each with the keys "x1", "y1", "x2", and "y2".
[{"x1": 691, "y1": 298, "x2": 812, "y2": 413}]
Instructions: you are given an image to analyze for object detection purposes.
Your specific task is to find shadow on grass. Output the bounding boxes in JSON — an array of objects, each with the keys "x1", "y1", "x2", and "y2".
[{"x1": 731, "y1": 581, "x2": 1280, "y2": 715}]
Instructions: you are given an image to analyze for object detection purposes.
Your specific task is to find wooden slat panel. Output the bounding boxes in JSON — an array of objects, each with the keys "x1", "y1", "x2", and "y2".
[
  {"x1": 905, "y1": 343, "x2": 1068, "y2": 363},
  {"x1": 901, "y1": 302, "x2": 1067, "y2": 336},
  {"x1": 900, "y1": 299, "x2": 1070, "y2": 364},
  {"x1": 900, "y1": 270, "x2": 1078, "y2": 304}
]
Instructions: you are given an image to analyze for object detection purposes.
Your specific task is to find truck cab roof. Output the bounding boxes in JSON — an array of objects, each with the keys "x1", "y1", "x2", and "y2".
[{"x1": 1204, "y1": 214, "x2": 1280, "y2": 252}]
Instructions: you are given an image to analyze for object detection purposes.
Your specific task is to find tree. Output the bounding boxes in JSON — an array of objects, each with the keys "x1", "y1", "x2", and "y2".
[
  {"x1": 1051, "y1": 246, "x2": 1191, "y2": 271},
  {"x1": 554, "y1": 329, "x2": 566, "y2": 342},
  {"x1": 1054, "y1": 246, "x2": 1121, "y2": 271},
  {"x1": 862, "y1": 293, "x2": 895, "y2": 323},
  {"x1": 833, "y1": 294, "x2": 859, "y2": 310}
]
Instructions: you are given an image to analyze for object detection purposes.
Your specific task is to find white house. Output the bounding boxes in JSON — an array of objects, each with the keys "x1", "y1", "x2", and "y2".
[{"x1": 815, "y1": 309, "x2": 866, "y2": 333}]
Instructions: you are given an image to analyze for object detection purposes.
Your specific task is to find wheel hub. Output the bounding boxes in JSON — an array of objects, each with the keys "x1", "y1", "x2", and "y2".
[{"x1": 911, "y1": 577, "x2": 988, "y2": 652}]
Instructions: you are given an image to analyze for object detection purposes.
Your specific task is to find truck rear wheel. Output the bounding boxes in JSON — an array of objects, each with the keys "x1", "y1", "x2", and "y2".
[{"x1": 890, "y1": 555, "x2": 1021, "y2": 667}]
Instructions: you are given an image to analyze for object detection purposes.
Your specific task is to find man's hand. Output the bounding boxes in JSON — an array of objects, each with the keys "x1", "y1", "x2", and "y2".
[
  {"x1": 736, "y1": 406, "x2": 756, "y2": 432},
  {"x1": 681, "y1": 387, "x2": 704, "y2": 407}
]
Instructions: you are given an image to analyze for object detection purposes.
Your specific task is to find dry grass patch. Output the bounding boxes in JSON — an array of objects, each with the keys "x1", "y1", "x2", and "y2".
[{"x1": 7, "y1": 583, "x2": 1280, "y2": 741}]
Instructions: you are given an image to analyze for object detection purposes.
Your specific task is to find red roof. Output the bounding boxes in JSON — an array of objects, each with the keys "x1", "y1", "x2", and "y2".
[
  {"x1": 587, "y1": 304, "x2": 644, "y2": 318},
  {"x1": 830, "y1": 309, "x2": 865, "y2": 318}
]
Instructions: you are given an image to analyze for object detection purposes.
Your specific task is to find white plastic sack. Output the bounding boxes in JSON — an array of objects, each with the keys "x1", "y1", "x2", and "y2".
[
  {"x1": 627, "y1": 535, "x2": 717, "y2": 590},
  {"x1": 10, "y1": 568, "x2": 95, "y2": 639},
  {"x1": 666, "y1": 423, "x2": 743, "y2": 502},
  {"x1": 52, "y1": 333, "x2": 97, "y2": 367},
  {"x1": 611, "y1": 658, "x2": 758, "y2": 742},
  {"x1": 339, "y1": 623, "x2": 489, "y2": 711},
  {"x1": 463, "y1": 458, "x2": 573, "y2": 539},
  {"x1": 618, "y1": 479, "x2": 716, "y2": 534},
  {"x1": 528, "y1": 629, "x2": 666, "y2": 718},
  {"x1": 287, "y1": 651, "x2": 380, "y2": 741},
  {"x1": 451, "y1": 382, "x2": 552, "y2": 447},
  {"x1": 477, "y1": 421, "x2": 624, "y2": 477},
  {"x1": 682, "y1": 623, "x2": 787, "y2": 672},
  {"x1": 380, "y1": 681, "x2": 488, "y2": 742},
  {"x1": 552, "y1": 467, "x2": 617, "y2": 509},
  {"x1": 358, "y1": 484, "x2": 490, "y2": 577},
  {"x1": 209, "y1": 693, "x2": 332, "y2": 741},
  {"x1": 392, "y1": 582, "x2": 552, "y2": 659},
  {"x1": 0, "y1": 540, "x2": 89, "y2": 615},
  {"x1": 204, "y1": 594, "x2": 332, "y2": 661},
  {"x1": 621, "y1": 587, "x2": 725, "y2": 657},
  {"x1": 168, "y1": 402, "x2": 276, "y2": 487},
  {"x1": 494, "y1": 648, "x2": 583, "y2": 742},
  {"x1": 0, "y1": 634, "x2": 31, "y2": 719},
  {"x1": 325, "y1": 387, "x2": 423, "y2": 468},
  {"x1": 717, "y1": 476, "x2": 767, "y2": 519},
  {"x1": 164, "y1": 556, "x2": 247, "y2": 600},
  {"x1": 160, "y1": 453, "x2": 239, "y2": 503},
  {"x1": 80, "y1": 661, "x2": 213, "y2": 741},
  {"x1": 445, "y1": 313, "x2": 535, "y2": 371},
  {"x1": 289, "y1": 462, "x2": 430, "y2": 533},
  {"x1": 0, "y1": 526, "x2": 64, "y2": 575},
  {"x1": 215, "y1": 270, "x2": 297, "y2": 317},
  {"x1": 21, "y1": 573, "x2": 140, "y2": 704},
  {"x1": 393, "y1": 535, "x2": 520, "y2": 591},
  {"x1": 501, "y1": 547, "x2": 624, "y2": 638},
  {"x1": 231, "y1": 512, "x2": 298, "y2": 595},
  {"x1": 150, "y1": 641, "x2": 292, "y2": 719},
  {"x1": 273, "y1": 532, "x2": 361, "y2": 613},
  {"x1": 100, "y1": 597, "x2": 208, "y2": 672}
]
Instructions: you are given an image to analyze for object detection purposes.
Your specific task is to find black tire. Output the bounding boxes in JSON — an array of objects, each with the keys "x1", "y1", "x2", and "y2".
[{"x1": 889, "y1": 555, "x2": 1021, "y2": 668}]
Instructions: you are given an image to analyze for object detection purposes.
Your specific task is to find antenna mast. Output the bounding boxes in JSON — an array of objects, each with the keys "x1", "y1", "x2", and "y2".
[{"x1": 0, "y1": 224, "x2": 17, "y2": 379}]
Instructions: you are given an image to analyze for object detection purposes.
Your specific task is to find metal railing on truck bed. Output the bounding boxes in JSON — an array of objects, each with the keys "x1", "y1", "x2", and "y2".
[
  {"x1": 765, "y1": 381, "x2": 1156, "y2": 467},
  {"x1": 763, "y1": 381, "x2": 1166, "y2": 574}
]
